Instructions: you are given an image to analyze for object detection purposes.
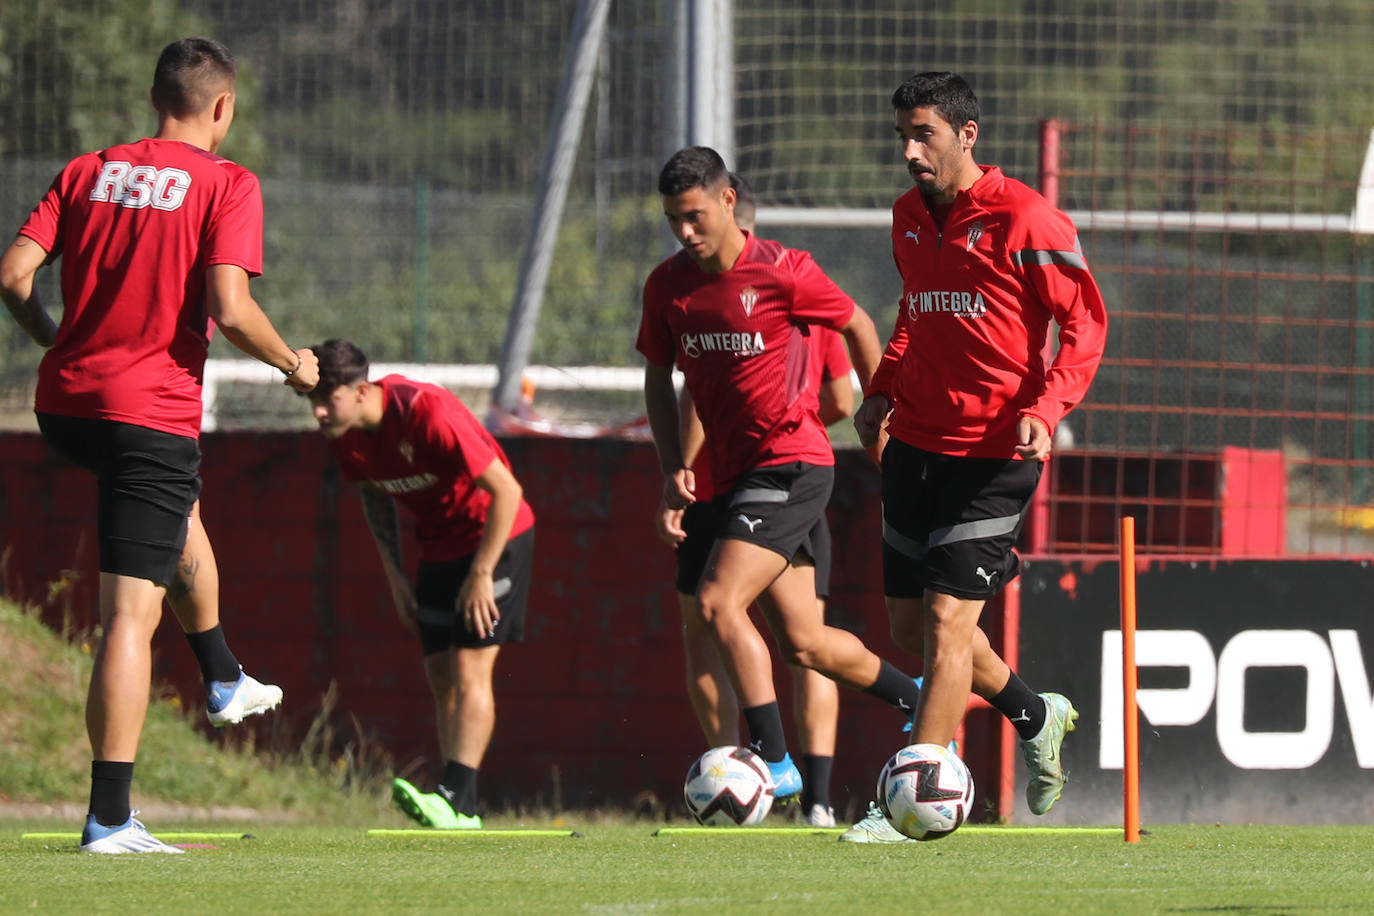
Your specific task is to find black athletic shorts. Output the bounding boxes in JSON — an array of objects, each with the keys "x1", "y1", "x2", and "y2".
[
  {"x1": 710, "y1": 461, "x2": 832, "y2": 574},
  {"x1": 414, "y1": 527, "x2": 535, "y2": 655},
  {"x1": 675, "y1": 500, "x2": 720, "y2": 595},
  {"x1": 37, "y1": 412, "x2": 201, "y2": 587},
  {"x1": 881, "y1": 437, "x2": 1041, "y2": 601},
  {"x1": 676, "y1": 495, "x2": 833, "y2": 597}
]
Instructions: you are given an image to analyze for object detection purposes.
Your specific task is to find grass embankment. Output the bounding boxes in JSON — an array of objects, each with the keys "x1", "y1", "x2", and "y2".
[{"x1": 0, "y1": 596, "x2": 395, "y2": 824}]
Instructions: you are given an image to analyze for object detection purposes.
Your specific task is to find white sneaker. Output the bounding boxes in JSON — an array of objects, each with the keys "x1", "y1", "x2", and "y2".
[
  {"x1": 207, "y1": 667, "x2": 283, "y2": 727},
  {"x1": 804, "y1": 804, "x2": 836, "y2": 828},
  {"x1": 837, "y1": 801, "x2": 912, "y2": 844},
  {"x1": 1021, "y1": 692, "x2": 1079, "y2": 815},
  {"x1": 80, "y1": 812, "x2": 184, "y2": 854}
]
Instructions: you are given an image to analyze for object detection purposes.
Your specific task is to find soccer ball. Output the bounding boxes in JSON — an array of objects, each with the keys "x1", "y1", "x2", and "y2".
[
  {"x1": 683, "y1": 745, "x2": 776, "y2": 826},
  {"x1": 876, "y1": 742, "x2": 975, "y2": 840}
]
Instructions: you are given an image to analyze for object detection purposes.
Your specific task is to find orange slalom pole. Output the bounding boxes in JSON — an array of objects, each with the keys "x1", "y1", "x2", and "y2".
[{"x1": 1120, "y1": 516, "x2": 1140, "y2": 843}]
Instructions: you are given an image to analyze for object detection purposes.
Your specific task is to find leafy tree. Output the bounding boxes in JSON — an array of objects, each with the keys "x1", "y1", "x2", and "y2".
[{"x1": 0, "y1": 0, "x2": 266, "y2": 169}]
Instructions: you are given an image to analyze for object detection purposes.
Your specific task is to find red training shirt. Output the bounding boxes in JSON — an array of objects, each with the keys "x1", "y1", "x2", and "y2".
[
  {"x1": 689, "y1": 325, "x2": 851, "y2": 502},
  {"x1": 637, "y1": 232, "x2": 856, "y2": 492},
  {"x1": 868, "y1": 166, "x2": 1108, "y2": 457},
  {"x1": 20, "y1": 138, "x2": 264, "y2": 439},
  {"x1": 331, "y1": 376, "x2": 536, "y2": 562}
]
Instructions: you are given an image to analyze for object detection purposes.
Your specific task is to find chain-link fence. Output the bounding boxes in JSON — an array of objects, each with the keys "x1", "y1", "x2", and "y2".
[{"x1": 4, "y1": 1, "x2": 1374, "y2": 551}]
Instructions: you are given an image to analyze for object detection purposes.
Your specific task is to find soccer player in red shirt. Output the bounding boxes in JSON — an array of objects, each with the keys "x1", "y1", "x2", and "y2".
[
  {"x1": 640, "y1": 146, "x2": 924, "y2": 802},
  {"x1": 307, "y1": 339, "x2": 536, "y2": 831},
  {"x1": 654, "y1": 173, "x2": 851, "y2": 827},
  {"x1": 0, "y1": 38, "x2": 319, "y2": 854},
  {"x1": 847, "y1": 72, "x2": 1109, "y2": 842}
]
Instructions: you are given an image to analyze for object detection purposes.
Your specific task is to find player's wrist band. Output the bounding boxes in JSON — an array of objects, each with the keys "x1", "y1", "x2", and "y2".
[{"x1": 281, "y1": 351, "x2": 302, "y2": 377}]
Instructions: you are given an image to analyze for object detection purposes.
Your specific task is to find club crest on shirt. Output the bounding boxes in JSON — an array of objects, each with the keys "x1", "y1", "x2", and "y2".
[
  {"x1": 739, "y1": 286, "x2": 759, "y2": 317},
  {"x1": 966, "y1": 221, "x2": 985, "y2": 251},
  {"x1": 398, "y1": 441, "x2": 414, "y2": 465}
]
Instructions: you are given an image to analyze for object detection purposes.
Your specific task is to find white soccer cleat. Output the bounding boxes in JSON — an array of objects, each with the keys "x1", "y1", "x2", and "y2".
[
  {"x1": 837, "y1": 801, "x2": 913, "y2": 844},
  {"x1": 80, "y1": 813, "x2": 184, "y2": 854},
  {"x1": 804, "y1": 803, "x2": 836, "y2": 828},
  {"x1": 207, "y1": 667, "x2": 283, "y2": 727}
]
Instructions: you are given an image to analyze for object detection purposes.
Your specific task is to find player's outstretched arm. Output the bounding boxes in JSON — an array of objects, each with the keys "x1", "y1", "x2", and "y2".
[
  {"x1": 204, "y1": 264, "x2": 319, "y2": 392},
  {"x1": 0, "y1": 236, "x2": 58, "y2": 347}
]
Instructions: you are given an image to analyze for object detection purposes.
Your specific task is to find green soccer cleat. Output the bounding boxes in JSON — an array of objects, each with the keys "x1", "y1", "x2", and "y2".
[
  {"x1": 391, "y1": 778, "x2": 481, "y2": 830},
  {"x1": 1021, "y1": 692, "x2": 1079, "y2": 815},
  {"x1": 837, "y1": 801, "x2": 913, "y2": 844}
]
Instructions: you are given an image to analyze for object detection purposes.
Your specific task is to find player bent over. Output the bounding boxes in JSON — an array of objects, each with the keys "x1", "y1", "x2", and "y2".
[
  {"x1": 639, "y1": 146, "x2": 924, "y2": 803},
  {"x1": 1, "y1": 37, "x2": 316, "y2": 854},
  {"x1": 308, "y1": 339, "x2": 536, "y2": 830},
  {"x1": 844, "y1": 72, "x2": 1109, "y2": 842}
]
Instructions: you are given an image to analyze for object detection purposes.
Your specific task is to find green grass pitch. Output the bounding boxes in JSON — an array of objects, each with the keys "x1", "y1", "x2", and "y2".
[{"x1": 3, "y1": 822, "x2": 1372, "y2": 914}]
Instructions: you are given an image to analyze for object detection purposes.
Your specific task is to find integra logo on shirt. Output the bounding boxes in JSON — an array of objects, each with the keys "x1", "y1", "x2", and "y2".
[
  {"x1": 374, "y1": 473, "x2": 438, "y2": 494},
  {"x1": 679, "y1": 330, "x2": 766, "y2": 359},
  {"x1": 906, "y1": 290, "x2": 988, "y2": 320}
]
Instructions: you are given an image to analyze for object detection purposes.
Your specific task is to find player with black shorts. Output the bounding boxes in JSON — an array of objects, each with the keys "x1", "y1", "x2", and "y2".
[
  {"x1": 0, "y1": 37, "x2": 319, "y2": 854},
  {"x1": 308, "y1": 338, "x2": 536, "y2": 831},
  {"x1": 660, "y1": 316, "x2": 851, "y2": 826},
  {"x1": 847, "y1": 71, "x2": 1108, "y2": 842},
  {"x1": 640, "y1": 146, "x2": 924, "y2": 802}
]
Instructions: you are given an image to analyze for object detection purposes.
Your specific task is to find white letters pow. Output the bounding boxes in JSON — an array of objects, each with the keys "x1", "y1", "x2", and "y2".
[{"x1": 1100, "y1": 629, "x2": 1374, "y2": 770}]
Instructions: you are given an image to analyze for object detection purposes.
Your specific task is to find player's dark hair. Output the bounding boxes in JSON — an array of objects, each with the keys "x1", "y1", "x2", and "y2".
[
  {"x1": 152, "y1": 37, "x2": 237, "y2": 118},
  {"x1": 658, "y1": 146, "x2": 730, "y2": 197},
  {"x1": 729, "y1": 172, "x2": 757, "y2": 232},
  {"x1": 891, "y1": 71, "x2": 979, "y2": 129},
  {"x1": 313, "y1": 338, "x2": 370, "y2": 392}
]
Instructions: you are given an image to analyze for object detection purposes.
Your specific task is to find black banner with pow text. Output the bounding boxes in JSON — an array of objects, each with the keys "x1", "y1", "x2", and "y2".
[{"x1": 1015, "y1": 559, "x2": 1374, "y2": 825}]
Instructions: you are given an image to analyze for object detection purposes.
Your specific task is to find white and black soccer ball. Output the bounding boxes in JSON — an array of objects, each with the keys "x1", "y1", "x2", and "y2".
[
  {"x1": 683, "y1": 745, "x2": 776, "y2": 826},
  {"x1": 876, "y1": 742, "x2": 975, "y2": 840}
]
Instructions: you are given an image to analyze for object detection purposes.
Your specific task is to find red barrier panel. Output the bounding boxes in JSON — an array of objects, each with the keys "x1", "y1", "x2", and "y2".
[{"x1": 0, "y1": 431, "x2": 1005, "y2": 819}]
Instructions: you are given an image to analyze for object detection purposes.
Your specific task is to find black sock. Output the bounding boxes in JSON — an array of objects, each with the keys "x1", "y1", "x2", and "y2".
[
  {"x1": 863, "y1": 660, "x2": 921, "y2": 720},
  {"x1": 990, "y1": 673, "x2": 1047, "y2": 740},
  {"x1": 184, "y1": 625, "x2": 241, "y2": 683},
  {"x1": 438, "y1": 761, "x2": 478, "y2": 817},
  {"x1": 741, "y1": 702, "x2": 788, "y2": 763},
  {"x1": 89, "y1": 760, "x2": 134, "y2": 827},
  {"x1": 800, "y1": 754, "x2": 833, "y2": 810}
]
